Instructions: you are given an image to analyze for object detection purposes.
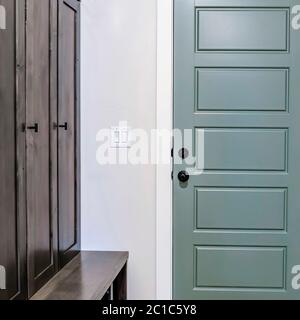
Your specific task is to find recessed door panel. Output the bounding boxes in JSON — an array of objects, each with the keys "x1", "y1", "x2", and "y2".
[
  {"x1": 195, "y1": 246, "x2": 285, "y2": 289},
  {"x1": 0, "y1": 0, "x2": 25, "y2": 300},
  {"x1": 195, "y1": 188, "x2": 287, "y2": 231},
  {"x1": 196, "y1": 8, "x2": 289, "y2": 52},
  {"x1": 196, "y1": 128, "x2": 287, "y2": 171},
  {"x1": 195, "y1": 68, "x2": 288, "y2": 112},
  {"x1": 26, "y1": 0, "x2": 57, "y2": 297},
  {"x1": 58, "y1": 0, "x2": 80, "y2": 267}
]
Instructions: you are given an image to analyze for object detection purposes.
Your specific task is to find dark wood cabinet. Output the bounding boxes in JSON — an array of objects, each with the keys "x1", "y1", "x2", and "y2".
[{"x1": 0, "y1": 0, "x2": 80, "y2": 300}]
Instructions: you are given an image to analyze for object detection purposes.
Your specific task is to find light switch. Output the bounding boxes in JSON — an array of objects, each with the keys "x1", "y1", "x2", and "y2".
[
  {"x1": 110, "y1": 126, "x2": 131, "y2": 148},
  {"x1": 120, "y1": 130, "x2": 128, "y2": 144}
]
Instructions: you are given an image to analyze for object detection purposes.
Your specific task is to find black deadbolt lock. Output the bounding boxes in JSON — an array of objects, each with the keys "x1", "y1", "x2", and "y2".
[
  {"x1": 178, "y1": 171, "x2": 190, "y2": 183},
  {"x1": 179, "y1": 148, "x2": 189, "y2": 160}
]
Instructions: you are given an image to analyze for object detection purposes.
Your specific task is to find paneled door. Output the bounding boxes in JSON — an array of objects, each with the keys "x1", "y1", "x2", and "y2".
[
  {"x1": 57, "y1": 0, "x2": 80, "y2": 267},
  {"x1": 0, "y1": 0, "x2": 26, "y2": 300},
  {"x1": 174, "y1": 0, "x2": 300, "y2": 299},
  {"x1": 26, "y1": 0, "x2": 58, "y2": 297}
]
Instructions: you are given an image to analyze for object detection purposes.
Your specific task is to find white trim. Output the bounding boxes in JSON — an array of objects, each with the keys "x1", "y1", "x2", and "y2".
[{"x1": 156, "y1": 0, "x2": 173, "y2": 300}]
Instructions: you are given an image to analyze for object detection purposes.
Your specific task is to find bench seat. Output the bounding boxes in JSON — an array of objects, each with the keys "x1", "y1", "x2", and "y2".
[{"x1": 31, "y1": 251, "x2": 128, "y2": 300}]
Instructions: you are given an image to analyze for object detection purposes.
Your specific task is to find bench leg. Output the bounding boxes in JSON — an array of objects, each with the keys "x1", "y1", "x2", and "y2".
[{"x1": 113, "y1": 263, "x2": 127, "y2": 300}]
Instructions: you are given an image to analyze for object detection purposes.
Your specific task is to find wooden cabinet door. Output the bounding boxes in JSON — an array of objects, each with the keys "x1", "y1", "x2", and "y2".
[
  {"x1": 0, "y1": 0, "x2": 26, "y2": 300},
  {"x1": 58, "y1": 0, "x2": 80, "y2": 267},
  {"x1": 26, "y1": 0, "x2": 58, "y2": 297}
]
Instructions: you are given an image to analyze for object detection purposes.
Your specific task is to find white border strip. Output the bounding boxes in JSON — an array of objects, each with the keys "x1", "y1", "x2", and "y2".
[{"x1": 156, "y1": 0, "x2": 173, "y2": 300}]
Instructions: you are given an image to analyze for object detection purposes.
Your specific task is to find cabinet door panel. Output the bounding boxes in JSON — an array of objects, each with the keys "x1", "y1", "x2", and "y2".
[
  {"x1": 26, "y1": 0, "x2": 57, "y2": 297},
  {"x1": 0, "y1": 0, "x2": 26, "y2": 300},
  {"x1": 58, "y1": 0, "x2": 80, "y2": 267}
]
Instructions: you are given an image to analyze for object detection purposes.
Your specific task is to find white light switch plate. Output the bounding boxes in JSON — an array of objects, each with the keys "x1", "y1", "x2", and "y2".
[{"x1": 110, "y1": 126, "x2": 131, "y2": 148}]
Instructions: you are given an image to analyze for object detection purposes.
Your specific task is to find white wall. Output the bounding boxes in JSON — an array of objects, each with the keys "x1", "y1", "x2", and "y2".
[{"x1": 81, "y1": 0, "x2": 157, "y2": 299}]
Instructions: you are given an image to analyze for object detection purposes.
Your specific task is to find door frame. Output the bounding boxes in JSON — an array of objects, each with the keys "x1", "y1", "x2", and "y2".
[{"x1": 156, "y1": 0, "x2": 173, "y2": 300}]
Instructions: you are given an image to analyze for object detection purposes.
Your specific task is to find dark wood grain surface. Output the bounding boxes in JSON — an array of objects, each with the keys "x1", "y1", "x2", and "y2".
[
  {"x1": 0, "y1": 0, "x2": 82, "y2": 300},
  {"x1": 26, "y1": 0, "x2": 57, "y2": 297},
  {"x1": 14, "y1": 0, "x2": 28, "y2": 300},
  {"x1": 0, "y1": 0, "x2": 23, "y2": 300},
  {"x1": 58, "y1": 0, "x2": 81, "y2": 267},
  {"x1": 31, "y1": 252, "x2": 128, "y2": 300}
]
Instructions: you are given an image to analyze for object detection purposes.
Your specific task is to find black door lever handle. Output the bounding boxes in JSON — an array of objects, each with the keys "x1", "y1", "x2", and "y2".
[
  {"x1": 27, "y1": 123, "x2": 39, "y2": 133},
  {"x1": 59, "y1": 122, "x2": 68, "y2": 130},
  {"x1": 54, "y1": 122, "x2": 68, "y2": 131}
]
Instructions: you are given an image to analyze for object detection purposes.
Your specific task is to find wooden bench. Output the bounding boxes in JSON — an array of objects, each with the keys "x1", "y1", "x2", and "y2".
[{"x1": 31, "y1": 251, "x2": 128, "y2": 300}]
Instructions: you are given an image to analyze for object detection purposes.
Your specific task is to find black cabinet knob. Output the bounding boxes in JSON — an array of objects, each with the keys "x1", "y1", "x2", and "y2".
[{"x1": 178, "y1": 171, "x2": 190, "y2": 183}]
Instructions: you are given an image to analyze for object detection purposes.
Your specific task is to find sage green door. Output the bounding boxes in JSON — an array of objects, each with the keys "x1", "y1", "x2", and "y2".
[{"x1": 174, "y1": 0, "x2": 300, "y2": 299}]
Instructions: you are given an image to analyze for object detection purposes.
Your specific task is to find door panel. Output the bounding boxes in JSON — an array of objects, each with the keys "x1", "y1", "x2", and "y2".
[
  {"x1": 195, "y1": 8, "x2": 289, "y2": 52},
  {"x1": 174, "y1": 0, "x2": 300, "y2": 299},
  {"x1": 195, "y1": 188, "x2": 287, "y2": 231},
  {"x1": 58, "y1": 0, "x2": 80, "y2": 266},
  {"x1": 196, "y1": 128, "x2": 287, "y2": 171},
  {"x1": 195, "y1": 246, "x2": 286, "y2": 289},
  {"x1": 0, "y1": 0, "x2": 26, "y2": 300},
  {"x1": 26, "y1": 0, "x2": 57, "y2": 297},
  {"x1": 195, "y1": 68, "x2": 288, "y2": 112}
]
